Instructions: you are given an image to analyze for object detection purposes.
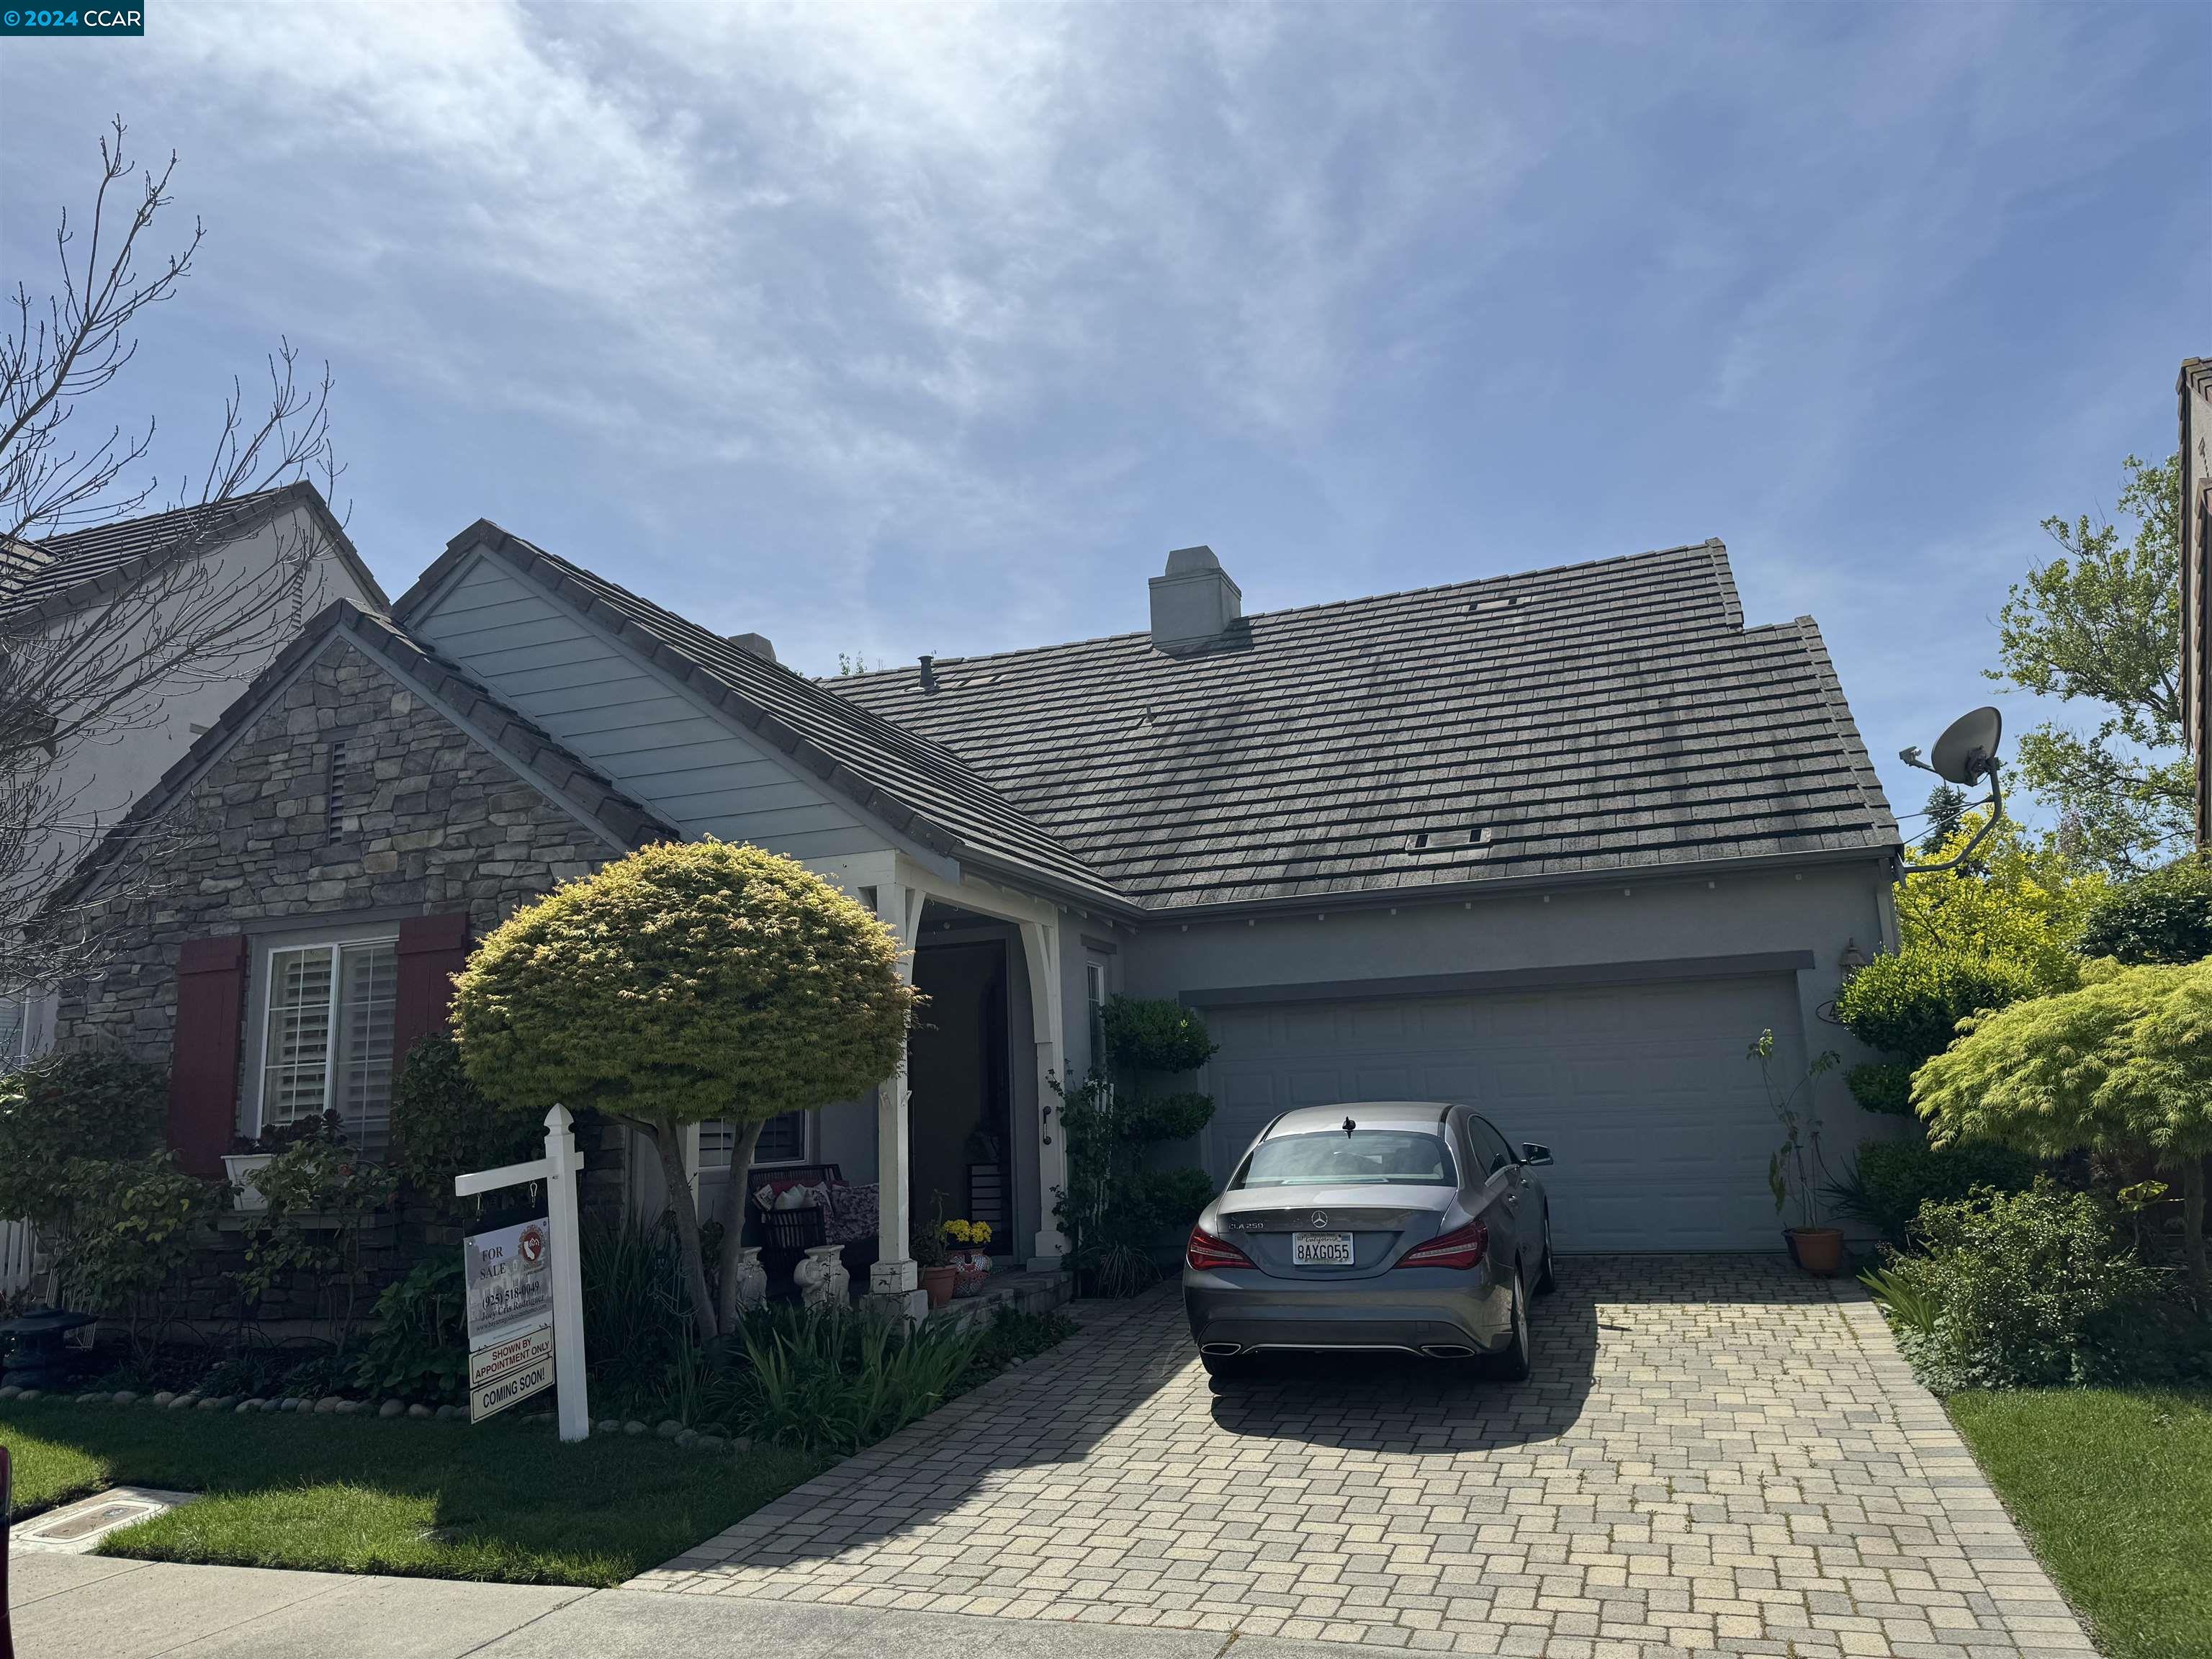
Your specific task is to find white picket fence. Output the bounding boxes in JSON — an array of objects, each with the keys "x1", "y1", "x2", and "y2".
[{"x1": 0, "y1": 1218, "x2": 36, "y2": 1298}]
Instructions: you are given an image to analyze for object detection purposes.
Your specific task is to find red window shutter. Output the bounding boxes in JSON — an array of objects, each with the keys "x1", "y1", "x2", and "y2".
[
  {"x1": 169, "y1": 934, "x2": 248, "y2": 1177},
  {"x1": 393, "y1": 911, "x2": 473, "y2": 1072}
]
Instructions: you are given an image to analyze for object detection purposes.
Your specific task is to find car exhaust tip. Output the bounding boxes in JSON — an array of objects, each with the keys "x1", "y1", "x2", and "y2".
[
  {"x1": 1421, "y1": 1344, "x2": 1476, "y2": 1359},
  {"x1": 1199, "y1": 1342, "x2": 1244, "y2": 1357}
]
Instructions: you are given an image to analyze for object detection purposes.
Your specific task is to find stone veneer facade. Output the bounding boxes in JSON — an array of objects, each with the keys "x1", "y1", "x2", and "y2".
[{"x1": 55, "y1": 632, "x2": 633, "y2": 1326}]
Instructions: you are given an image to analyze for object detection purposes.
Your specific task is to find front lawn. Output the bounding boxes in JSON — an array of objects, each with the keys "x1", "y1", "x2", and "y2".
[
  {"x1": 1949, "y1": 1387, "x2": 2212, "y2": 1659},
  {"x1": 0, "y1": 1403, "x2": 817, "y2": 1586}
]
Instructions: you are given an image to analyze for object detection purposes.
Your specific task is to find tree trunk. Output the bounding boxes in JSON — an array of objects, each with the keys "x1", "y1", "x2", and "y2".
[
  {"x1": 714, "y1": 1118, "x2": 769, "y2": 1333},
  {"x1": 2182, "y1": 1156, "x2": 2208, "y2": 1305},
  {"x1": 647, "y1": 1120, "x2": 719, "y2": 1344}
]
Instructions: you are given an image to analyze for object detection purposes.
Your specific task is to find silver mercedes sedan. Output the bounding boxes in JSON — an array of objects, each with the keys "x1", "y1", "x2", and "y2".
[{"x1": 1182, "y1": 1102, "x2": 1555, "y2": 1382}]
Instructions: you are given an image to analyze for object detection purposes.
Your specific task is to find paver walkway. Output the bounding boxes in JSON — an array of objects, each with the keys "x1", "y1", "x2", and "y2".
[{"x1": 633, "y1": 1257, "x2": 2095, "y2": 1659}]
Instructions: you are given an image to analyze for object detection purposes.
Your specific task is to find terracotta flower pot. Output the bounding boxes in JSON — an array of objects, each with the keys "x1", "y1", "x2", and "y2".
[
  {"x1": 922, "y1": 1264, "x2": 956, "y2": 1309},
  {"x1": 1786, "y1": 1226, "x2": 1845, "y2": 1277}
]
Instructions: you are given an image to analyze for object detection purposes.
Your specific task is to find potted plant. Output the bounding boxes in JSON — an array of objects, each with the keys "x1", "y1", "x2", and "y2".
[
  {"x1": 912, "y1": 1192, "x2": 955, "y2": 1308},
  {"x1": 224, "y1": 1110, "x2": 344, "y2": 1213},
  {"x1": 1749, "y1": 1029, "x2": 1845, "y2": 1274},
  {"x1": 943, "y1": 1218, "x2": 993, "y2": 1297}
]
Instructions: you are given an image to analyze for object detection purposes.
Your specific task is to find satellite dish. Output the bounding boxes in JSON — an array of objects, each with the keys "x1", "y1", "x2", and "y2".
[{"x1": 1928, "y1": 706, "x2": 2002, "y2": 786}]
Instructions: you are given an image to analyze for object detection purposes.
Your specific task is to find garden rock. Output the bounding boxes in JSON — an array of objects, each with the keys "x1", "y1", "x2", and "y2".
[
  {"x1": 596, "y1": 1420, "x2": 621, "y2": 1435},
  {"x1": 14, "y1": 1389, "x2": 39, "y2": 1403},
  {"x1": 279, "y1": 1398, "x2": 302, "y2": 1412},
  {"x1": 378, "y1": 1400, "x2": 405, "y2": 1419},
  {"x1": 675, "y1": 1429, "x2": 698, "y2": 1448},
  {"x1": 111, "y1": 1390, "x2": 135, "y2": 1405},
  {"x1": 150, "y1": 1391, "x2": 174, "y2": 1406},
  {"x1": 656, "y1": 1419, "x2": 683, "y2": 1439},
  {"x1": 622, "y1": 1420, "x2": 647, "y2": 1436},
  {"x1": 0, "y1": 1385, "x2": 19, "y2": 1400},
  {"x1": 77, "y1": 1392, "x2": 106, "y2": 1405},
  {"x1": 335, "y1": 1400, "x2": 362, "y2": 1416},
  {"x1": 407, "y1": 1403, "x2": 432, "y2": 1419},
  {"x1": 315, "y1": 1396, "x2": 343, "y2": 1414},
  {"x1": 235, "y1": 1401, "x2": 254, "y2": 1413},
  {"x1": 168, "y1": 1395, "x2": 197, "y2": 1410},
  {"x1": 435, "y1": 1405, "x2": 459, "y2": 1421},
  {"x1": 695, "y1": 1434, "x2": 728, "y2": 1453}
]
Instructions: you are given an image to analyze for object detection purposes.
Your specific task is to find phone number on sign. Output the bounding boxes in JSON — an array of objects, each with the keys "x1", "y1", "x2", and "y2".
[{"x1": 1, "y1": 9, "x2": 145, "y2": 32}]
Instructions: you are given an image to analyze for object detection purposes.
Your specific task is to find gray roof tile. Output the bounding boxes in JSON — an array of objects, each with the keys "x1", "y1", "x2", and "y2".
[{"x1": 831, "y1": 541, "x2": 1899, "y2": 911}]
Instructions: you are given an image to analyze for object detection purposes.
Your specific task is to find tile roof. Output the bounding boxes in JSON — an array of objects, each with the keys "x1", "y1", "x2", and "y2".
[
  {"x1": 0, "y1": 484, "x2": 388, "y2": 620},
  {"x1": 50, "y1": 601, "x2": 678, "y2": 914},
  {"x1": 830, "y1": 541, "x2": 1900, "y2": 912},
  {"x1": 398, "y1": 525, "x2": 1133, "y2": 912}
]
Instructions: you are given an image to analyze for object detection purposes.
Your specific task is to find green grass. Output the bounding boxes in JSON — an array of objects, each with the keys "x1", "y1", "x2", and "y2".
[
  {"x1": 1949, "y1": 1388, "x2": 2212, "y2": 1659},
  {"x1": 0, "y1": 1402, "x2": 818, "y2": 1586}
]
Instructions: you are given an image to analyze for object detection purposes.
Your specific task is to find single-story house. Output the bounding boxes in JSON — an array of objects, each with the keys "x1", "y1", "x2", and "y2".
[{"x1": 50, "y1": 521, "x2": 1901, "y2": 1313}]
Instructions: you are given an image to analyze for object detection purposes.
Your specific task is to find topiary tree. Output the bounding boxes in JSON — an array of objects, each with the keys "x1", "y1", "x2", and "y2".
[
  {"x1": 2077, "y1": 854, "x2": 2212, "y2": 966},
  {"x1": 1055, "y1": 994, "x2": 1218, "y2": 1295},
  {"x1": 449, "y1": 840, "x2": 917, "y2": 1339},
  {"x1": 1835, "y1": 947, "x2": 2038, "y2": 1116},
  {"x1": 1913, "y1": 959, "x2": 2212, "y2": 1295}
]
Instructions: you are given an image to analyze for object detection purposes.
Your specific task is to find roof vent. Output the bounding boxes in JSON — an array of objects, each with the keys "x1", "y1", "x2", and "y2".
[
  {"x1": 728, "y1": 632, "x2": 777, "y2": 663},
  {"x1": 1148, "y1": 545, "x2": 1241, "y2": 653}
]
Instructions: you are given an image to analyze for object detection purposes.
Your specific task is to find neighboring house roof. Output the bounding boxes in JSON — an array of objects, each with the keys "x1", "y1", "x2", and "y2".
[
  {"x1": 397, "y1": 523, "x2": 1133, "y2": 912},
  {"x1": 49, "y1": 601, "x2": 677, "y2": 914},
  {"x1": 0, "y1": 482, "x2": 390, "y2": 622},
  {"x1": 832, "y1": 541, "x2": 1899, "y2": 912}
]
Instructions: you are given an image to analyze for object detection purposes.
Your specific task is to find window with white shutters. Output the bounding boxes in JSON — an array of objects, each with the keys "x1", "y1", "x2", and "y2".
[{"x1": 258, "y1": 939, "x2": 399, "y2": 1149}]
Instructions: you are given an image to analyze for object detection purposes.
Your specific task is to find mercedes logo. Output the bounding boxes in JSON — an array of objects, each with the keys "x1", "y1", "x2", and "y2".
[{"x1": 1310, "y1": 1211, "x2": 1328, "y2": 1228}]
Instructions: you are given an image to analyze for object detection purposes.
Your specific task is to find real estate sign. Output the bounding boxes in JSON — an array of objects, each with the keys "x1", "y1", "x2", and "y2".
[{"x1": 463, "y1": 1218, "x2": 554, "y2": 1421}]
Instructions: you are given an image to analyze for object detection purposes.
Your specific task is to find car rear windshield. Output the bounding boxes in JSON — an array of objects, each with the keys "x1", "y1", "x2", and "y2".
[{"x1": 1236, "y1": 1130, "x2": 1456, "y2": 1188}]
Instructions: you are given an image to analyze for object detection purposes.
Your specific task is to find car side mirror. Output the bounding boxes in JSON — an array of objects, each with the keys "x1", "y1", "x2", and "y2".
[{"x1": 1521, "y1": 1142, "x2": 1554, "y2": 1166}]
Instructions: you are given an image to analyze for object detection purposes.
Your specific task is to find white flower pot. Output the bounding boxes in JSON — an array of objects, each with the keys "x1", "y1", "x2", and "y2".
[
  {"x1": 224, "y1": 1154, "x2": 276, "y2": 1212},
  {"x1": 793, "y1": 1244, "x2": 850, "y2": 1309}
]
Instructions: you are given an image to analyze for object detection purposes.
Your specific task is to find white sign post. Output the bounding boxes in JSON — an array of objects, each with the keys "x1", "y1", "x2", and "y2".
[{"x1": 454, "y1": 1105, "x2": 590, "y2": 1443}]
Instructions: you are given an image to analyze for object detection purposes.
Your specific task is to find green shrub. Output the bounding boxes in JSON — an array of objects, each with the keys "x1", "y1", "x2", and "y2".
[
  {"x1": 1116, "y1": 1091, "x2": 1215, "y2": 1143},
  {"x1": 1835, "y1": 1138, "x2": 2043, "y2": 1241},
  {"x1": 579, "y1": 1212, "x2": 691, "y2": 1409},
  {"x1": 0, "y1": 1048, "x2": 166, "y2": 1229},
  {"x1": 1880, "y1": 1183, "x2": 2185, "y2": 1390},
  {"x1": 1100, "y1": 997, "x2": 1217, "y2": 1074},
  {"x1": 52, "y1": 1154, "x2": 219, "y2": 1351},
  {"x1": 1845, "y1": 1062, "x2": 1914, "y2": 1116},
  {"x1": 390, "y1": 1033, "x2": 542, "y2": 1208},
  {"x1": 2077, "y1": 855, "x2": 2212, "y2": 965},
  {"x1": 353, "y1": 1255, "x2": 469, "y2": 1406},
  {"x1": 723, "y1": 1301, "x2": 979, "y2": 1456},
  {"x1": 1836, "y1": 948, "x2": 2038, "y2": 1064},
  {"x1": 234, "y1": 1139, "x2": 400, "y2": 1345},
  {"x1": 1144, "y1": 1166, "x2": 1217, "y2": 1228}
]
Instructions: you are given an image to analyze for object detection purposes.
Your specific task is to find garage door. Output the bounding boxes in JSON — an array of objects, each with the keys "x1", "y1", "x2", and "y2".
[{"x1": 1201, "y1": 976, "x2": 1805, "y2": 1252}]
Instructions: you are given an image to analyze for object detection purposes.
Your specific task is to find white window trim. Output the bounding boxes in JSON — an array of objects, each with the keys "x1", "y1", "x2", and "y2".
[
  {"x1": 246, "y1": 927, "x2": 399, "y2": 1140},
  {"x1": 693, "y1": 1109, "x2": 815, "y2": 1174}
]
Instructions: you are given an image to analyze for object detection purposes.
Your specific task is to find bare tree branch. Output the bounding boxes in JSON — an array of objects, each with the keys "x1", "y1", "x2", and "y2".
[{"x1": 1, "y1": 118, "x2": 347, "y2": 992}]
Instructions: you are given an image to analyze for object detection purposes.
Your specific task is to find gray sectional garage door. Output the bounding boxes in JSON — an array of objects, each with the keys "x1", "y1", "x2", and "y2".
[{"x1": 1200, "y1": 975, "x2": 1807, "y2": 1252}]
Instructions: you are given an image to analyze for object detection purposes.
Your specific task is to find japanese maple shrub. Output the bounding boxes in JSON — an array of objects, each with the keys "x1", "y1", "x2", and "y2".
[{"x1": 449, "y1": 840, "x2": 917, "y2": 1341}]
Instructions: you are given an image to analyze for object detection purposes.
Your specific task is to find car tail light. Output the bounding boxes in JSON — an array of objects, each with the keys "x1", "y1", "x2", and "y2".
[
  {"x1": 1394, "y1": 1220, "x2": 1488, "y2": 1270},
  {"x1": 1186, "y1": 1225, "x2": 1255, "y2": 1271}
]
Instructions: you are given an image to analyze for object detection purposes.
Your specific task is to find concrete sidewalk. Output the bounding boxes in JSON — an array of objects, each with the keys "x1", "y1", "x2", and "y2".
[{"x1": 8, "y1": 1553, "x2": 1349, "y2": 1659}]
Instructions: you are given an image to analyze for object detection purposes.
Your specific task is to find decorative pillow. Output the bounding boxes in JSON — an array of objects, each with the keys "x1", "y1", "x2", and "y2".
[
  {"x1": 824, "y1": 1180, "x2": 880, "y2": 1245},
  {"x1": 773, "y1": 1182, "x2": 829, "y2": 1213}
]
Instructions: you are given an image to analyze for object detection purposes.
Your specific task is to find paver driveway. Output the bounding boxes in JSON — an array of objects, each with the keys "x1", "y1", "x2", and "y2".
[{"x1": 632, "y1": 1258, "x2": 2093, "y2": 1659}]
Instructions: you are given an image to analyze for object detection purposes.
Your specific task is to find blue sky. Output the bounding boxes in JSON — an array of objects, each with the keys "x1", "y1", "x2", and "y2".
[{"x1": 5, "y1": 2, "x2": 2207, "y2": 832}]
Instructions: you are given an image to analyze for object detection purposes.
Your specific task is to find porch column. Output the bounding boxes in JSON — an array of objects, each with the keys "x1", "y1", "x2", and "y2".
[
  {"x1": 1019, "y1": 917, "x2": 1069, "y2": 1267},
  {"x1": 870, "y1": 883, "x2": 928, "y2": 1321}
]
